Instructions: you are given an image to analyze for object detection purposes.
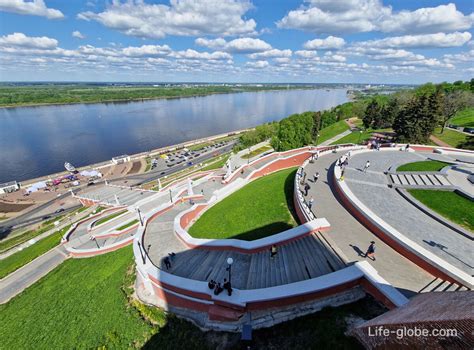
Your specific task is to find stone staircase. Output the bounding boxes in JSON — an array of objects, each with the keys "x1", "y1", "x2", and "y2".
[
  {"x1": 389, "y1": 172, "x2": 453, "y2": 188},
  {"x1": 419, "y1": 277, "x2": 471, "y2": 293},
  {"x1": 164, "y1": 232, "x2": 346, "y2": 290}
]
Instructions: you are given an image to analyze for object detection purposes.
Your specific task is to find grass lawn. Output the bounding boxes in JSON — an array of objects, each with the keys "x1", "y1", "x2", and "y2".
[
  {"x1": 331, "y1": 127, "x2": 393, "y2": 146},
  {"x1": 117, "y1": 219, "x2": 139, "y2": 231},
  {"x1": 397, "y1": 160, "x2": 451, "y2": 172},
  {"x1": 200, "y1": 152, "x2": 232, "y2": 171},
  {"x1": 241, "y1": 145, "x2": 273, "y2": 159},
  {"x1": 95, "y1": 209, "x2": 127, "y2": 226},
  {"x1": 449, "y1": 107, "x2": 474, "y2": 127},
  {"x1": 0, "y1": 248, "x2": 155, "y2": 349},
  {"x1": 188, "y1": 168, "x2": 298, "y2": 240},
  {"x1": 317, "y1": 120, "x2": 350, "y2": 145},
  {"x1": 432, "y1": 127, "x2": 469, "y2": 148},
  {"x1": 0, "y1": 244, "x2": 384, "y2": 349},
  {"x1": 407, "y1": 190, "x2": 474, "y2": 231},
  {"x1": 0, "y1": 224, "x2": 71, "y2": 279}
]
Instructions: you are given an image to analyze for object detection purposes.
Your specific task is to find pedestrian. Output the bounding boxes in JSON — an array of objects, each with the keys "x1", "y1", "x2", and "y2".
[
  {"x1": 313, "y1": 172, "x2": 320, "y2": 183},
  {"x1": 213, "y1": 282, "x2": 223, "y2": 295},
  {"x1": 316, "y1": 150, "x2": 320, "y2": 160},
  {"x1": 308, "y1": 197, "x2": 314, "y2": 210},
  {"x1": 223, "y1": 278, "x2": 232, "y2": 296},
  {"x1": 302, "y1": 172, "x2": 307, "y2": 183},
  {"x1": 201, "y1": 189, "x2": 204, "y2": 196},
  {"x1": 365, "y1": 241, "x2": 376, "y2": 261},
  {"x1": 304, "y1": 183, "x2": 310, "y2": 196},
  {"x1": 363, "y1": 160, "x2": 370, "y2": 173},
  {"x1": 347, "y1": 150, "x2": 352, "y2": 158},
  {"x1": 164, "y1": 256, "x2": 172, "y2": 270},
  {"x1": 339, "y1": 168, "x2": 345, "y2": 181},
  {"x1": 208, "y1": 279, "x2": 216, "y2": 290},
  {"x1": 270, "y1": 244, "x2": 277, "y2": 259},
  {"x1": 405, "y1": 144, "x2": 410, "y2": 152},
  {"x1": 343, "y1": 159, "x2": 349, "y2": 168}
]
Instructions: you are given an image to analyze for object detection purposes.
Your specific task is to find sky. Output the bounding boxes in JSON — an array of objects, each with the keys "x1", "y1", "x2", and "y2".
[{"x1": 0, "y1": 0, "x2": 473, "y2": 84}]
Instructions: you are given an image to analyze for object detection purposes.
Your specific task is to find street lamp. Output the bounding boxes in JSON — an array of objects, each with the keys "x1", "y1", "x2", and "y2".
[
  {"x1": 169, "y1": 188, "x2": 173, "y2": 203},
  {"x1": 226, "y1": 257, "x2": 233, "y2": 283},
  {"x1": 90, "y1": 235, "x2": 99, "y2": 249},
  {"x1": 358, "y1": 130, "x2": 363, "y2": 144},
  {"x1": 135, "y1": 207, "x2": 143, "y2": 226}
]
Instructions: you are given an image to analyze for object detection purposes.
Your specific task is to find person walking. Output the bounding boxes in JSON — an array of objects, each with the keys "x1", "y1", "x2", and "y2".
[
  {"x1": 270, "y1": 244, "x2": 277, "y2": 259},
  {"x1": 304, "y1": 183, "x2": 310, "y2": 196},
  {"x1": 308, "y1": 197, "x2": 314, "y2": 210},
  {"x1": 363, "y1": 160, "x2": 370, "y2": 173},
  {"x1": 164, "y1": 256, "x2": 172, "y2": 270},
  {"x1": 339, "y1": 168, "x2": 345, "y2": 182},
  {"x1": 365, "y1": 241, "x2": 376, "y2": 261},
  {"x1": 313, "y1": 172, "x2": 320, "y2": 183}
]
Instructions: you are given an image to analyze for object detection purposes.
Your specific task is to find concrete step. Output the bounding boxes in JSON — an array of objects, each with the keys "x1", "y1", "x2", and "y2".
[
  {"x1": 298, "y1": 237, "x2": 323, "y2": 278},
  {"x1": 398, "y1": 174, "x2": 409, "y2": 185},
  {"x1": 307, "y1": 234, "x2": 334, "y2": 275},
  {"x1": 436, "y1": 175, "x2": 451, "y2": 186},
  {"x1": 390, "y1": 174, "x2": 401, "y2": 185},
  {"x1": 280, "y1": 243, "x2": 293, "y2": 284},
  {"x1": 288, "y1": 241, "x2": 307, "y2": 282},
  {"x1": 433, "y1": 280, "x2": 451, "y2": 292},
  {"x1": 187, "y1": 250, "x2": 213, "y2": 280},
  {"x1": 246, "y1": 253, "x2": 258, "y2": 289},
  {"x1": 315, "y1": 233, "x2": 345, "y2": 271}
]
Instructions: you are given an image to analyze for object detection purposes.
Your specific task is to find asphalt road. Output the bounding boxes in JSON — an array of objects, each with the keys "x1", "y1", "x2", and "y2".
[{"x1": 0, "y1": 142, "x2": 235, "y2": 233}]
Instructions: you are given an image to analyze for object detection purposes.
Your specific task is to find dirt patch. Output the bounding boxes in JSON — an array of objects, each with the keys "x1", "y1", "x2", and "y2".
[
  {"x1": 128, "y1": 161, "x2": 142, "y2": 174},
  {"x1": 0, "y1": 202, "x2": 34, "y2": 213}
]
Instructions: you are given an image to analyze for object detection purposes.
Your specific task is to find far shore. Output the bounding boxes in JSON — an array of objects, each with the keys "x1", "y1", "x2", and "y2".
[{"x1": 0, "y1": 86, "x2": 321, "y2": 109}]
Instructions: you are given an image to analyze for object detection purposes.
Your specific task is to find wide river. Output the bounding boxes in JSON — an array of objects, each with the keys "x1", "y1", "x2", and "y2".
[{"x1": 0, "y1": 89, "x2": 348, "y2": 183}]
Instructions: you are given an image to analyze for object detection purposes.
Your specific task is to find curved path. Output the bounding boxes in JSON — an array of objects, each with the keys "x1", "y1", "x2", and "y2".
[{"x1": 303, "y1": 148, "x2": 472, "y2": 296}]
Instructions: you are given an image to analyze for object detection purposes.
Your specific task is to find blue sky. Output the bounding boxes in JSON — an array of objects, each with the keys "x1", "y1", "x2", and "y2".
[{"x1": 0, "y1": 0, "x2": 473, "y2": 83}]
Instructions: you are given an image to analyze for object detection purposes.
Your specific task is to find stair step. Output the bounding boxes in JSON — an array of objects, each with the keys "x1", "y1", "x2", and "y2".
[
  {"x1": 315, "y1": 233, "x2": 345, "y2": 271},
  {"x1": 307, "y1": 234, "x2": 333, "y2": 275},
  {"x1": 280, "y1": 243, "x2": 293, "y2": 284}
]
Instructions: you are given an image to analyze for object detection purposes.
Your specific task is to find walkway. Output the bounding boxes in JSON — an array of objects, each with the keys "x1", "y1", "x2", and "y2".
[
  {"x1": 319, "y1": 129, "x2": 352, "y2": 146},
  {"x1": 343, "y1": 151, "x2": 473, "y2": 275},
  {"x1": 0, "y1": 244, "x2": 69, "y2": 304},
  {"x1": 302, "y1": 151, "x2": 455, "y2": 297}
]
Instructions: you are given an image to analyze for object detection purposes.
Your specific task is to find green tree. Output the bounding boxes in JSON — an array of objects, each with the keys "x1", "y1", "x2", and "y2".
[{"x1": 363, "y1": 99, "x2": 381, "y2": 129}]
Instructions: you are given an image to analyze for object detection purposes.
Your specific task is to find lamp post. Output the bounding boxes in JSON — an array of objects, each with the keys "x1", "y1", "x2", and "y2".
[
  {"x1": 226, "y1": 257, "x2": 233, "y2": 283},
  {"x1": 136, "y1": 207, "x2": 143, "y2": 226},
  {"x1": 90, "y1": 235, "x2": 99, "y2": 249},
  {"x1": 247, "y1": 148, "x2": 250, "y2": 164},
  {"x1": 169, "y1": 188, "x2": 173, "y2": 203},
  {"x1": 358, "y1": 130, "x2": 363, "y2": 144}
]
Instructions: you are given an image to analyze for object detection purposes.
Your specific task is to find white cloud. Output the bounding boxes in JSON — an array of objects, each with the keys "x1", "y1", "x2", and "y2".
[
  {"x1": 196, "y1": 37, "x2": 272, "y2": 54},
  {"x1": 303, "y1": 36, "x2": 345, "y2": 50},
  {"x1": 379, "y1": 4, "x2": 473, "y2": 34},
  {"x1": 78, "y1": 0, "x2": 256, "y2": 39},
  {"x1": 0, "y1": 0, "x2": 64, "y2": 19},
  {"x1": 248, "y1": 49, "x2": 292, "y2": 59},
  {"x1": 278, "y1": 1, "x2": 473, "y2": 35},
  {"x1": 170, "y1": 49, "x2": 232, "y2": 60},
  {"x1": 122, "y1": 44, "x2": 171, "y2": 57},
  {"x1": 72, "y1": 31, "x2": 85, "y2": 39},
  {"x1": 295, "y1": 50, "x2": 318, "y2": 58},
  {"x1": 245, "y1": 60, "x2": 269, "y2": 68},
  {"x1": 0, "y1": 32, "x2": 58, "y2": 49},
  {"x1": 359, "y1": 32, "x2": 472, "y2": 49},
  {"x1": 195, "y1": 37, "x2": 227, "y2": 50}
]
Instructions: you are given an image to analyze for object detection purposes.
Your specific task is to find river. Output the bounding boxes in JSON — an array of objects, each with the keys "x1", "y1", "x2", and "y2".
[{"x1": 0, "y1": 88, "x2": 348, "y2": 183}]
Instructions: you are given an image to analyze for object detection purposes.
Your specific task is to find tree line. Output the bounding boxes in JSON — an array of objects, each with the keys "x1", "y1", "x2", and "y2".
[{"x1": 237, "y1": 79, "x2": 473, "y2": 152}]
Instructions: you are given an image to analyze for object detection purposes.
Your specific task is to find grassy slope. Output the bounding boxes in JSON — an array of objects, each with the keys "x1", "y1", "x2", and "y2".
[
  {"x1": 188, "y1": 168, "x2": 298, "y2": 240},
  {"x1": 397, "y1": 160, "x2": 451, "y2": 172},
  {"x1": 95, "y1": 210, "x2": 127, "y2": 226},
  {"x1": 331, "y1": 127, "x2": 393, "y2": 146},
  {"x1": 241, "y1": 145, "x2": 273, "y2": 159},
  {"x1": 0, "y1": 225, "x2": 71, "y2": 279},
  {"x1": 449, "y1": 107, "x2": 474, "y2": 127},
  {"x1": 432, "y1": 127, "x2": 469, "y2": 148},
  {"x1": 117, "y1": 219, "x2": 139, "y2": 231},
  {"x1": 0, "y1": 244, "x2": 384, "y2": 349},
  {"x1": 200, "y1": 153, "x2": 231, "y2": 171},
  {"x1": 317, "y1": 120, "x2": 350, "y2": 144},
  {"x1": 407, "y1": 190, "x2": 474, "y2": 231},
  {"x1": 0, "y1": 248, "x2": 154, "y2": 349}
]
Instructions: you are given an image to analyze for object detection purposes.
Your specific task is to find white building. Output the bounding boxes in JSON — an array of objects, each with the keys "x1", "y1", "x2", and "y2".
[
  {"x1": 0, "y1": 181, "x2": 20, "y2": 194},
  {"x1": 111, "y1": 155, "x2": 131, "y2": 164}
]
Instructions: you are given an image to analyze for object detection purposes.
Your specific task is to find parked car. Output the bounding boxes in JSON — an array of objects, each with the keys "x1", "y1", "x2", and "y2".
[{"x1": 55, "y1": 208, "x2": 65, "y2": 213}]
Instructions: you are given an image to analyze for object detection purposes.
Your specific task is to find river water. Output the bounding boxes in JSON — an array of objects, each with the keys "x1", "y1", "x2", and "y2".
[{"x1": 0, "y1": 89, "x2": 348, "y2": 183}]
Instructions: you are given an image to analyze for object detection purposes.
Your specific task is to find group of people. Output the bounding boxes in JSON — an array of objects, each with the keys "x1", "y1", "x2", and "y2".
[
  {"x1": 163, "y1": 252, "x2": 176, "y2": 269},
  {"x1": 208, "y1": 278, "x2": 232, "y2": 296}
]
